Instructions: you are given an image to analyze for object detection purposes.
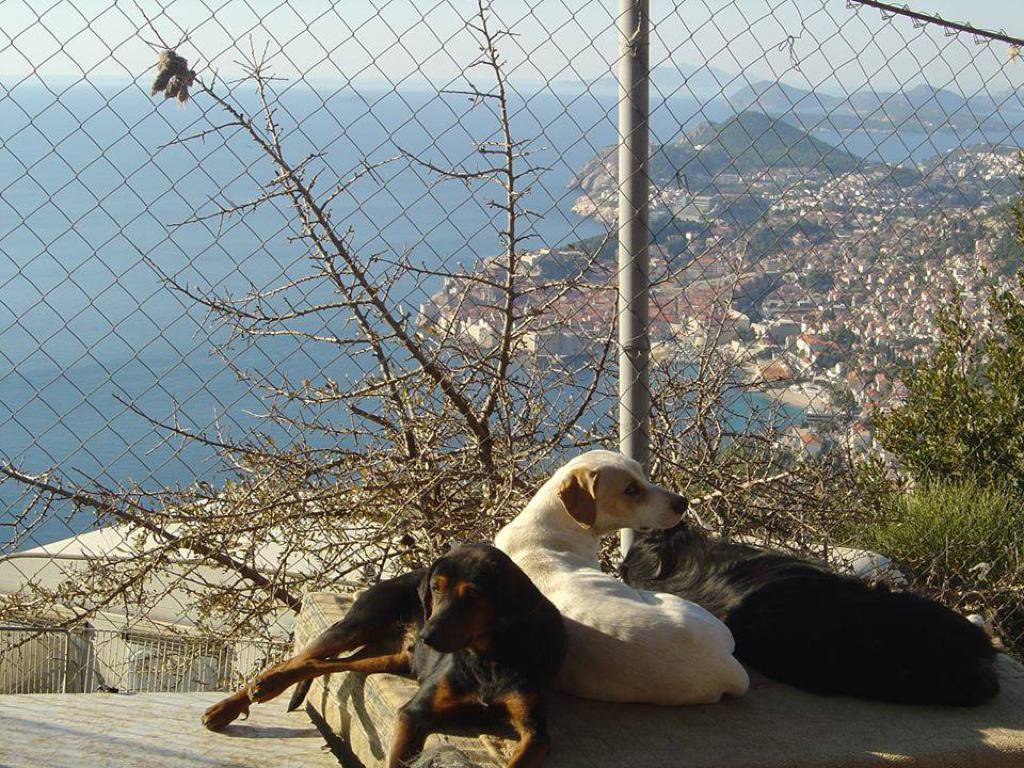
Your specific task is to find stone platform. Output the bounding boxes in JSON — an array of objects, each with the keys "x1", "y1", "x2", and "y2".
[
  {"x1": 0, "y1": 690, "x2": 341, "y2": 768},
  {"x1": 295, "y1": 591, "x2": 1024, "y2": 768}
]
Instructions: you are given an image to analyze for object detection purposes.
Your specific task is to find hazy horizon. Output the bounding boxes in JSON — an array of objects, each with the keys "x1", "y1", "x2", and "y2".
[{"x1": 2, "y1": 1, "x2": 1022, "y2": 97}]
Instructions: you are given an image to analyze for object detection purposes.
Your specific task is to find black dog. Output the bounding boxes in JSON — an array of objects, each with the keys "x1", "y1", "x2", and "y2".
[
  {"x1": 621, "y1": 522, "x2": 999, "y2": 706},
  {"x1": 203, "y1": 544, "x2": 566, "y2": 768}
]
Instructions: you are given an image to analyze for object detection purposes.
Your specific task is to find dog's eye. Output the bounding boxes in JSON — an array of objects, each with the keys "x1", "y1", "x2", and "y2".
[
  {"x1": 623, "y1": 483, "x2": 640, "y2": 496},
  {"x1": 462, "y1": 584, "x2": 481, "y2": 599}
]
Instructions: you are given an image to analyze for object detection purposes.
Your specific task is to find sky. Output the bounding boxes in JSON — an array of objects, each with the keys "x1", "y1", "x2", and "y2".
[{"x1": 0, "y1": 0, "x2": 1021, "y2": 95}]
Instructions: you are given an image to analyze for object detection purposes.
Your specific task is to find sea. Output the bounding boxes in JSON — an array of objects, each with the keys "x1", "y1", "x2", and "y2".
[{"x1": 2, "y1": 78, "x2": 1021, "y2": 546}]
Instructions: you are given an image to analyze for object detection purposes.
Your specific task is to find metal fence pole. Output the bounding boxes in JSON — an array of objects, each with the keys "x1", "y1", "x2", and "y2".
[{"x1": 617, "y1": 0, "x2": 650, "y2": 557}]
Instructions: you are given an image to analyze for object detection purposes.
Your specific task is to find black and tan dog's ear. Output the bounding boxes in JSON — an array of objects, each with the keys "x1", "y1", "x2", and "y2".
[
  {"x1": 497, "y1": 558, "x2": 543, "y2": 631},
  {"x1": 417, "y1": 566, "x2": 434, "y2": 620},
  {"x1": 558, "y1": 467, "x2": 599, "y2": 528}
]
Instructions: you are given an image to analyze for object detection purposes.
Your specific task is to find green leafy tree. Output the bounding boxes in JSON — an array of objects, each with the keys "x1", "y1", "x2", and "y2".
[
  {"x1": 875, "y1": 278, "x2": 1024, "y2": 490},
  {"x1": 995, "y1": 164, "x2": 1024, "y2": 275}
]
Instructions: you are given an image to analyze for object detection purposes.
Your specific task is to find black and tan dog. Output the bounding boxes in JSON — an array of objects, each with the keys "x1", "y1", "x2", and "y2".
[{"x1": 203, "y1": 543, "x2": 566, "y2": 768}]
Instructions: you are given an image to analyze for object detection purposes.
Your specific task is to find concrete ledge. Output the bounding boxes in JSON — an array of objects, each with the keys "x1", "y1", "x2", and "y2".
[
  {"x1": 0, "y1": 691, "x2": 341, "y2": 768},
  {"x1": 296, "y1": 591, "x2": 1024, "y2": 768}
]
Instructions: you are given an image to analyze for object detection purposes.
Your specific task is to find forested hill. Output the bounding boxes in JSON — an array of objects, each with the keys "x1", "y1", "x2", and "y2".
[{"x1": 575, "y1": 110, "x2": 862, "y2": 199}]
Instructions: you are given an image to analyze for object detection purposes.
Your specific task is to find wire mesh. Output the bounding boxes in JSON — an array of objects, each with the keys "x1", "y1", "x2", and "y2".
[{"x1": 1, "y1": 0, "x2": 1023, "y2": 688}]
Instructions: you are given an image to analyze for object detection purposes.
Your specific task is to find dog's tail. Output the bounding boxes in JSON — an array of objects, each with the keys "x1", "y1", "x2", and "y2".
[{"x1": 286, "y1": 679, "x2": 313, "y2": 712}]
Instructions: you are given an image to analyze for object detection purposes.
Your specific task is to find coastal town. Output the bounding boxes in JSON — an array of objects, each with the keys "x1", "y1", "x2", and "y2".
[{"x1": 417, "y1": 114, "x2": 1022, "y2": 464}]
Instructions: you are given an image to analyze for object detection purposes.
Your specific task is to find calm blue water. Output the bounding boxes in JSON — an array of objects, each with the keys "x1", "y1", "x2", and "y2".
[{"x1": 2, "y1": 78, "x2": 1021, "y2": 545}]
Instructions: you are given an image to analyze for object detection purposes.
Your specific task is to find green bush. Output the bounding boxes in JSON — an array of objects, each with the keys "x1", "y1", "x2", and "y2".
[
  {"x1": 855, "y1": 480, "x2": 1024, "y2": 656},
  {"x1": 859, "y1": 481, "x2": 1023, "y2": 585}
]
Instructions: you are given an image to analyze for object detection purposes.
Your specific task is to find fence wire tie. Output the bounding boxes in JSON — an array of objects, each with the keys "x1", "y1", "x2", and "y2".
[
  {"x1": 777, "y1": 35, "x2": 801, "y2": 67},
  {"x1": 622, "y1": 20, "x2": 644, "y2": 59}
]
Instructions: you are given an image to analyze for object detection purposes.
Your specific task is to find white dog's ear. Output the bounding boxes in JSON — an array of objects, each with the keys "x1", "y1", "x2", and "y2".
[{"x1": 558, "y1": 468, "x2": 599, "y2": 528}]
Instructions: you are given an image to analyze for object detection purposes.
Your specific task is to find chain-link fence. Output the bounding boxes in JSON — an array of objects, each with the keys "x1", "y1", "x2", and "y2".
[{"x1": 2, "y1": 0, "x2": 1024, "y2": 691}]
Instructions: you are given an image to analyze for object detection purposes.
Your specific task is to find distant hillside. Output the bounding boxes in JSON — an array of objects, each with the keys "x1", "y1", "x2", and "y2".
[
  {"x1": 728, "y1": 81, "x2": 1022, "y2": 131},
  {"x1": 729, "y1": 81, "x2": 844, "y2": 113},
  {"x1": 917, "y1": 143, "x2": 1022, "y2": 205},
  {"x1": 680, "y1": 111, "x2": 860, "y2": 174},
  {"x1": 575, "y1": 110, "x2": 862, "y2": 201}
]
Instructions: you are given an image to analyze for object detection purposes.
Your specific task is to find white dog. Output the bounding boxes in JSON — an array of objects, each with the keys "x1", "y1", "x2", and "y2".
[{"x1": 495, "y1": 450, "x2": 749, "y2": 705}]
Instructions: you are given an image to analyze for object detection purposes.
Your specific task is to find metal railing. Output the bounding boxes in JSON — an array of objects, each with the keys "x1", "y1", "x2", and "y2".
[
  {"x1": 0, "y1": 624, "x2": 288, "y2": 694},
  {"x1": 0, "y1": 625, "x2": 72, "y2": 694}
]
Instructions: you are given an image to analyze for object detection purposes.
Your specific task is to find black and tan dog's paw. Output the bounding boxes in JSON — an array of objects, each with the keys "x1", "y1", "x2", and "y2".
[{"x1": 202, "y1": 693, "x2": 250, "y2": 731}]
